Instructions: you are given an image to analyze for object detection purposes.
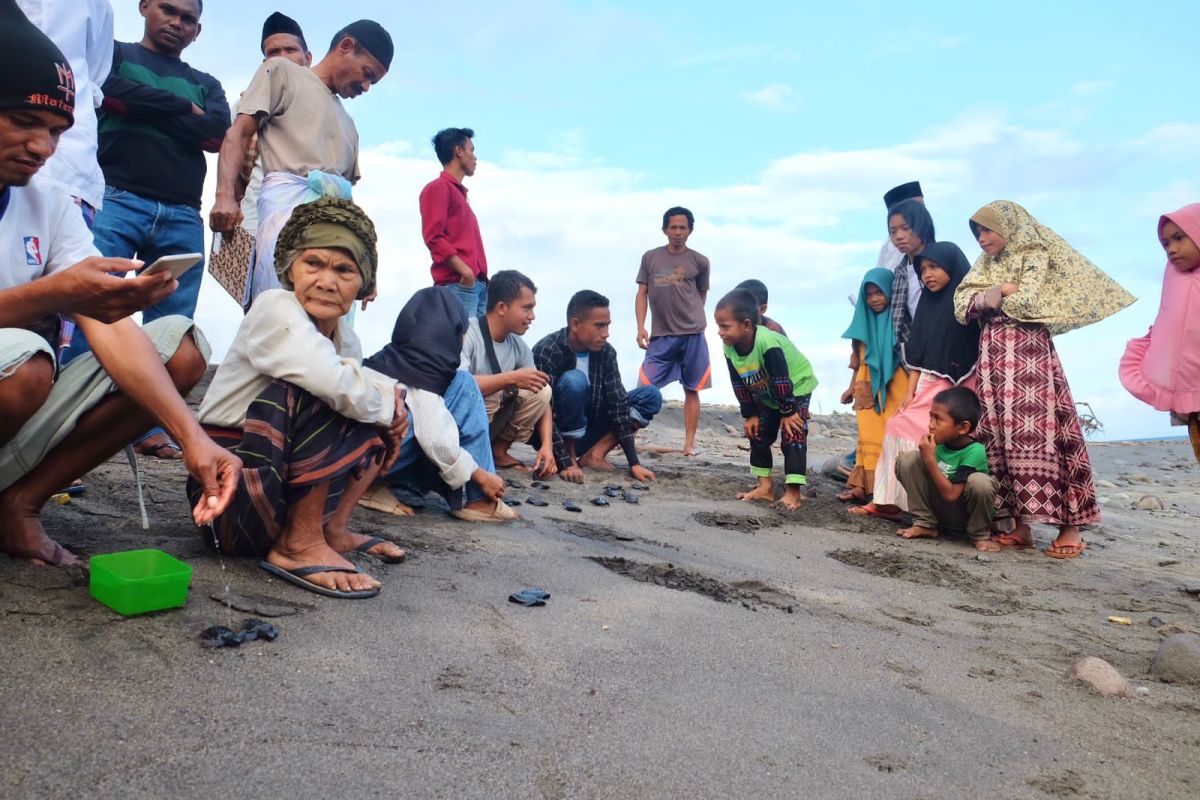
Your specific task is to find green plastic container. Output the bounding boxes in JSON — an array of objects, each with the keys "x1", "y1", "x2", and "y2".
[{"x1": 89, "y1": 549, "x2": 193, "y2": 616}]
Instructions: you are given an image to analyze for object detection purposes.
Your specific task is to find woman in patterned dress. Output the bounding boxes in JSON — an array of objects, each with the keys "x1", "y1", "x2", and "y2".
[{"x1": 954, "y1": 201, "x2": 1135, "y2": 558}]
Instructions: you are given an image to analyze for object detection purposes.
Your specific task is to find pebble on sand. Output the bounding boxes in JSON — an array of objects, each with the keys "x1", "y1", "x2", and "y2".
[
  {"x1": 1150, "y1": 633, "x2": 1200, "y2": 686},
  {"x1": 1070, "y1": 656, "x2": 1130, "y2": 698},
  {"x1": 1135, "y1": 495, "x2": 1166, "y2": 511}
]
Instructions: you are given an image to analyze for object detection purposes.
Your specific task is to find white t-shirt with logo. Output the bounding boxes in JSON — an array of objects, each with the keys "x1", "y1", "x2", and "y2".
[{"x1": 0, "y1": 184, "x2": 99, "y2": 290}]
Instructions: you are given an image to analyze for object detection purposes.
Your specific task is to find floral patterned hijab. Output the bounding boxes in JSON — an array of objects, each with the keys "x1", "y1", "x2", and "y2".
[{"x1": 953, "y1": 200, "x2": 1135, "y2": 335}]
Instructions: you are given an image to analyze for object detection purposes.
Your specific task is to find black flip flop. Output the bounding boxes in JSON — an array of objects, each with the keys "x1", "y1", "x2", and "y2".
[
  {"x1": 259, "y1": 561, "x2": 380, "y2": 599},
  {"x1": 353, "y1": 536, "x2": 406, "y2": 563}
]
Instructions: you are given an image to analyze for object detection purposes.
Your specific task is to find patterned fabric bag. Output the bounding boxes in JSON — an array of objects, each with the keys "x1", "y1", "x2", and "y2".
[{"x1": 208, "y1": 228, "x2": 254, "y2": 307}]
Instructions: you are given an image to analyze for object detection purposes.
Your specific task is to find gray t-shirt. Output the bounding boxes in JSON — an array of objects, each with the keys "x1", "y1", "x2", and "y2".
[
  {"x1": 238, "y1": 58, "x2": 360, "y2": 183},
  {"x1": 459, "y1": 317, "x2": 534, "y2": 375},
  {"x1": 636, "y1": 245, "x2": 710, "y2": 337}
]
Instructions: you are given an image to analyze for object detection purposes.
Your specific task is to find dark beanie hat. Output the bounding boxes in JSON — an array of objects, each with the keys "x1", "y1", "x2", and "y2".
[
  {"x1": 0, "y1": 0, "x2": 76, "y2": 125},
  {"x1": 883, "y1": 181, "x2": 922, "y2": 209},
  {"x1": 261, "y1": 12, "x2": 305, "y2": 49},
  {"x1": 334, "y1": 20, "x2": 393, "y2": 71}
]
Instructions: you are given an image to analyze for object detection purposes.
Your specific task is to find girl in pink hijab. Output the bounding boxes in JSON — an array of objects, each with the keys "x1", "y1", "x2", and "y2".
[{"x1": 1119, "y1": 203, "x2": 1200, "y2": 462}]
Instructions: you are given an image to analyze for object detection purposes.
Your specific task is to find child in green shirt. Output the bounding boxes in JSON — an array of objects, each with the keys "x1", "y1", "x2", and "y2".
[
  {"x1": 895, "y1": 386, "x2": 999, "y2": 551},
  {"x1": 714, "y1": 290, "x2": 818, "y2": 510}
]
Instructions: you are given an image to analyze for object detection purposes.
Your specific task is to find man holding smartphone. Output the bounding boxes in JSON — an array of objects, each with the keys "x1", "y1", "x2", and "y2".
[{"x1": 421, "y1": 127, "x2": 489, "y2": 318}]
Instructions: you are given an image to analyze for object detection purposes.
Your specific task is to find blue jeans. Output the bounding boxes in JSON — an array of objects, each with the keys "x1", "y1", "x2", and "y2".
[
  {"x1": 386, "y1": 370, "x2": 495, "y2": 507},
  {"x1": 553, "y1": 369, "x2": 662, "y2": 455},
  {"x1": 448, "y1": 279, "x2": 488, "y2": 319},
  {"x1": 61, "y1": 185, "x2": 205, "y2": 365}
]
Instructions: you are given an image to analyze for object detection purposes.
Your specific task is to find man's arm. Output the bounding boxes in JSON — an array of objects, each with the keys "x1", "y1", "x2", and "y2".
[
  {"x1": 918, "y1": 434, "x2": 965, "y2": 504},
  {"x1": 209, "y1": 114, "x2": 259, "y2": 233},
  {"x1": 147, "y1": 75, "x2": 231, "y2": 152},
  {"x1": 420, "y1": 182, "x2": 474, "y2": 284},
  {"x1": 635, "y1": 283, "x2": 650, "y2": 349},
  {"x1": 0, "y1": 261, "x2": 175, "y2": 328},
  {"x1": 75, "y1": 315, "x2": 239, "y2": 520}
]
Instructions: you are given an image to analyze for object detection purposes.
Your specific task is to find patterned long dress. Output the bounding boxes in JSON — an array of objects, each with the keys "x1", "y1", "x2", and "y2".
[{"x1": 971, "y1": 309, "x2": 1100, "y2": 526}]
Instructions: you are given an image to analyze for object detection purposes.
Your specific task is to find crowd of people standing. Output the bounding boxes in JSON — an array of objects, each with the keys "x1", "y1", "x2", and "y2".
[{"x1": 2, "y1": 1, "x2": 1197, "y2": 600}]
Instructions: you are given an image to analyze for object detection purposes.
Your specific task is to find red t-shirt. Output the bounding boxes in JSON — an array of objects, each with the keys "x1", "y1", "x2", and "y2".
[{"x1": 419, "y1": 171, "x2": 488, "y2": 284}]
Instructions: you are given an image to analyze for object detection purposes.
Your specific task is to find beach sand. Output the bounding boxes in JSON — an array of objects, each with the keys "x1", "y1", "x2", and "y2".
[{"x1": 1, "y1": 382, "x2": 1198, "y2": 798}]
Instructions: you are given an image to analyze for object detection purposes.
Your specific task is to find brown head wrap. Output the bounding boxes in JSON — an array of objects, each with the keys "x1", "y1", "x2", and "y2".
[{"x1": 275, "y1": 197, "x2": 378, "y2": 298}]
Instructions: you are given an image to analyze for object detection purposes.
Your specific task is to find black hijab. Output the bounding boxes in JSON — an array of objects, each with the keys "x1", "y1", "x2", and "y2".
[
  {"x1": 903, "y1": 241, "x2": 980, "y2": 384},
  {"x1": 364, "y1": 287, "x2": 467, "y2": 395}
]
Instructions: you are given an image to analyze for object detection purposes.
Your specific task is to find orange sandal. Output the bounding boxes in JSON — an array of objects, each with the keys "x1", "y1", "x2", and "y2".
[{"x1": 1045, "y1": 539, "x2": 1087, "y2": 559}]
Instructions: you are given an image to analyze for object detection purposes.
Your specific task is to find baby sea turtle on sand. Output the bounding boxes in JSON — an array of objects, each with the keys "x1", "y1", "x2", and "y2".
[
  {"x1": 603, "y1": 485, "x2": 623, "y2": 498},
  {"x1": 623, "y1": 490, "x2": 640, "y2": 504},
  {"x1": 631, "y1": 482, "x2": 650, "y2": 491},
  {"x1": 562, "y1": 500, "x2": 583, "y2": 513},
  {"x1": 503, "y1": 498, "x2": 522, "y2": 507},
  {"x1": 504, "y1": 478, "x2": 526, "y2": 489},
  {"x1": 591, "y1": 497, "x2": 610, "y2": 507},
  {"x1": 531, "y1": 481, "x2": 551, "y2": 490},
  {"x1": 525, "y1": 496, "x2": 549, "y2": 507}
]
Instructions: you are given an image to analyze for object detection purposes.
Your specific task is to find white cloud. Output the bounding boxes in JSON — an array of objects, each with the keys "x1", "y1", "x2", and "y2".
[{"x1": 741, "y1": 83, "x2": 797, "y2": 111}]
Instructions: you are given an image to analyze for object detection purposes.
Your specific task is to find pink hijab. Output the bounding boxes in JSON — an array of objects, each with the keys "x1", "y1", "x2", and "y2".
[{"x1": 1119, "y1": 203, "x2": 1200, "y2": 414}]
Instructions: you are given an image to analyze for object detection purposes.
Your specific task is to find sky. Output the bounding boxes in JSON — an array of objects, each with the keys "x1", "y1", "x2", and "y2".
[{"x1": 108, "y1": 0, "x2": 1200, "y2": 441}]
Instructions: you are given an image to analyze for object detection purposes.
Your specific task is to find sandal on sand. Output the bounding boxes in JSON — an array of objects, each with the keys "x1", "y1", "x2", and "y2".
[
  {"x1": 357, "y1": 485, "x2": 414, "y2": 516},
  {"x1": 353, "y1": 536, "x2": 406, "y2": 564},
  {"x1": 134, "y1": 433, "x2": 182, "y2": 460},
  {"x1": 259, "y1": 561, "x2": 380, "y2": 599},
  {"x1": 990, "y1": 532, "x2": 1034, "y2": 549},
  {"x1": 1045, "y1": 539, "x2": 1087, "y2": 560},
  {"x1": 848, "y1": 504, "x2": 904, "y2": 522},
  {"x1": 836, "y1": 488, "x2": 865, "y2": 503},
  {"x1": 450, "y1": 500, "x2": 519, "y2": 523}
]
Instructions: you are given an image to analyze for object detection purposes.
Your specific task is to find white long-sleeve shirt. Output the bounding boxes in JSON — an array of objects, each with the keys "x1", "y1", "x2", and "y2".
[
  {"x1": 404, "y1": 384, "x2": 478, "y2": 489},
  {"x1": 17, "y1": 0, "x2": 113, "y2": 209},
  {"x1": 198, "y1": 290, "x2": 396, "y2": 429}
]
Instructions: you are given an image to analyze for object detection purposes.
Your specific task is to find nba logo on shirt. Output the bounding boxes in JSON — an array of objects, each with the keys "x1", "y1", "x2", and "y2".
[{"x1": 24, "y1": 237, "x2": 42, "y2": 267}]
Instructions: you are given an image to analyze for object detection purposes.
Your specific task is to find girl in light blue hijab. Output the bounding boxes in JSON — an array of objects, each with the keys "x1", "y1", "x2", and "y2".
[{"x1": 838, "y1": 268, "x2": 910, "y2": 503}]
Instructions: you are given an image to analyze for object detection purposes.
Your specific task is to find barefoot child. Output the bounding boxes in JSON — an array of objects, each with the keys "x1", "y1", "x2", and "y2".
[
  {"x1": 1120, "y1": 203, "x2": 1200, "y2": 464},
  {"x1": 895, "y1": 387, "x2": 999, "y2": 552},
  {"x1": 715, "y1": 289, "x2": 818, "y2": 510},
  {"x1": 955, "y1": 201, "x2": 1134, "y2": 559},
  {"x1": 838, "y1": 268, "x2": 910, "y2": 504}
]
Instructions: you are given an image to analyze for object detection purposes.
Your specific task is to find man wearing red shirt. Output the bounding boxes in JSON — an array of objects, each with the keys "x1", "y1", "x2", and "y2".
[{"x1": 420, "y1": 127, "x2": 488, "y2": 317}]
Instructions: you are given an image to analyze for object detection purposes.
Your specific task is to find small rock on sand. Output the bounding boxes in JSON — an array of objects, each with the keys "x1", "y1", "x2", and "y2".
[
  {"x1": 1136, "y1": 495, "x2": 1166, "y2": 511},
  {"x1": 1070, "y1": 656, "x2": 1130, "y2": 697},
  {"x1": 1107, "y1": 493, "x2": 1131, "y2": 504},
  {"x1": 1095, "y1": 479, "x2": 1118, "y2": 489},
  {"x1": 1150, "y1": 633, "x2": 1200, "y2": 685}
]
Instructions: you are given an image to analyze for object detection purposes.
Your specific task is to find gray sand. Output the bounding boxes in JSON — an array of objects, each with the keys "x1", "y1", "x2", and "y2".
[{"x1": 2, "y1": 396, "x2": 1199, "y2": 799}]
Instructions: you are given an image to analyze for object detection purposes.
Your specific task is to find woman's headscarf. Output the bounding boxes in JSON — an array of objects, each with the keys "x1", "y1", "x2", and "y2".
[
  {"x1": 363, "y1": 287, "x2": 467, "y2": 395},
  {"x1": 904, "y1": 241, "x2": 980, "y2": 384},
  {"x1": 954, "y1": 200, "x2": 1135, "y2": 335},
  {"x1": 841, "y1": 268, "x2": 899, "y2": 412},
  {"x1": 275, "y1": 197, "x2": 379, "y2": 299},
  {"x1": 1119, "y1": 203, "x2": 1200, "y2": 414}
]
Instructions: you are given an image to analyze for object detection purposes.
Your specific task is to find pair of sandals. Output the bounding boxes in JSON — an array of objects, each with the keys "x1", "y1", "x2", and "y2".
[
  {"x1": 259, "y1": 536, "x2": 405, "y2": 600},
  {"x1": 991, "y1": 532, "x2": 1087, "y2": 559}
]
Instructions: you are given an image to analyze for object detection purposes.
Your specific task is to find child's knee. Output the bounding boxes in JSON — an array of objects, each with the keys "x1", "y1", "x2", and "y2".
[
  {"x1": 963, "y1": 472, "x2": 995, "y2": 501},
  {"x1": 895, "y1": 449, "x2": 922, "y2": 478}
]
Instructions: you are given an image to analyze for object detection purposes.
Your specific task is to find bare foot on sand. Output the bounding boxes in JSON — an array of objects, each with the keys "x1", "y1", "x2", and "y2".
[
  {"x1": 683, "y1": 445, "x2": 700, "y2": 457},
  {"x1": 898, "y1": 525, "x2": 939, "y2": 540},
  {"x1": 737, "y1": 478, "x2": 774, "y2": 503},
  {"x1": 973, "y1": 538, "x2": 1002, "y2": 552},
  {"x1": 772, "y1": 486, "x2": 804, "y2": 510},
  {"x1": 578, "y1": 452, "x2": 617, "y2": 471},
  {"x1": 837, "y1": 487, "x2": 866, "y2": 503},
  {"x1": 0, "y1": 492, "x2": 81, "y2": 566},
  {"x1": 266, "y1": 541, "x2": 381, "y2": 594},
  {"x1": 324, "y1": 525, "x2": 406, "y2": 562}
]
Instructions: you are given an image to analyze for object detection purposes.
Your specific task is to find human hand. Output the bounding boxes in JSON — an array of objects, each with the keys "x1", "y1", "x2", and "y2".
[
  {"x1": 209, "y1": 195, "x2": 243, "y2": 234},
  {"x1": 190, "y1": 103, "x2": 205, "y2": 116},
  {"x1": 61, "y1": 257, "x2": 176, "y2": 323},
  {"x1": 559, "y1": 465, "x2": 585, "y2": 484},
  {"x1": 511, "y1": 368, "x2": 549, "y2": 392},
  {"x1": 473, "y1": 469, "x2": 506, "y2": 501},
  {"x1": 918, "y1": 433, "x2": 938, "y2": 462},
  {"x1": 183, "y1": 436, "x2": 242, "y2": 525},
  {"x1": 533, "y1": 446, "x2": 558, "y2": 478},
  {"x1": 630, "y1": 464, "x2": 656, "y2": 483},
  {"x1": 840, "y1": 387, "x2": 854, "y2": 405},
  {"x1": 1000, "y1": 282, "x2": 1020, "y2": 297},
  {"x1": 781, "y1": 413, "x2": 805, "y2": 439},
  {"x1": 458, "y1": 272, "x2": 477, "y2": 289},
  {"x1": 637, "y1": 327, "x2": 650, "y2": 350},
  {"x1": 380, "y1": 388, "x2": 408, "y2": 470},
  {"x1": 743, "y1": 416, "x2": 761, "y2": 440}
]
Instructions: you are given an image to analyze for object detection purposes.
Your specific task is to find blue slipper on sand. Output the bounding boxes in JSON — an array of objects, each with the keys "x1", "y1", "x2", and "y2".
[{"x1": 259, "y1": 561, "x2": 380, "y2": 599}]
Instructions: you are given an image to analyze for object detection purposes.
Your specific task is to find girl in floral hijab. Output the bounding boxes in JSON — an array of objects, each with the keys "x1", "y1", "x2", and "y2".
[{"x1": 955, "y1": 201, "x2": 1134, "y2": 559}]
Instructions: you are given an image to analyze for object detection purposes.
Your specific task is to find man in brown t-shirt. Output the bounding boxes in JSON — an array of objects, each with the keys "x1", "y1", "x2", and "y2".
[{"x1": 635, "y1": 206, "x2": 711, "y2": 456}]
